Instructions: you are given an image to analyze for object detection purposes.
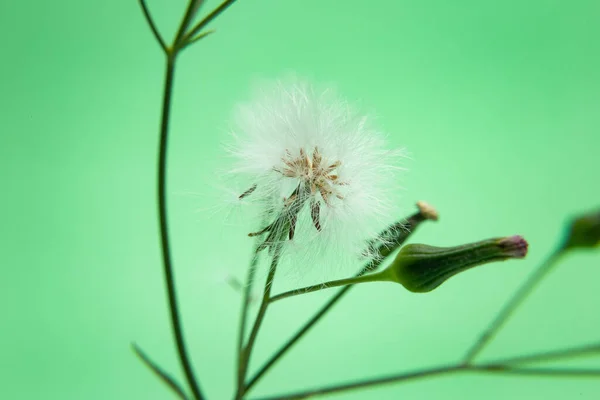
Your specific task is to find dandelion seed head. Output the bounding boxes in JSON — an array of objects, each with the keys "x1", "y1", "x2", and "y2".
[{"x1": 223, "y1": 77, "x2": 406, "y2": 283}]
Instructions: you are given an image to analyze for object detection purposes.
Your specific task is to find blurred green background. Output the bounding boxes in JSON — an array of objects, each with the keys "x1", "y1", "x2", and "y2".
[{"x1": 1, "y1": 0, "x2": 599, "y2": 399}]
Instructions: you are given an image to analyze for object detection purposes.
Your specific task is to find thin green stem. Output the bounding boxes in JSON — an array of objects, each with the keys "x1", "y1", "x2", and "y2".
[
  {"x1": 253, "y1": 365, "x2": 465, "y2": 400},
  {"x1": 253, "y1": 362, "x2": 600, "y2": 400},
  {"x1": 463, "y1": 249, "x2": 564, "y2": 364},
  {"x1": 138, "y1": 0, "x2": 168, "y2": 53},
  {"x1": 472, "y1": 365, "x2": 600, "y2": 379},
  {"x1": 269, "y1": 271, "x2": 391, "y2": 303},
  {"x1": 245, "y1": 273, "x2": 367, "y2": 394},
  {"x1": 236, "y1": 251, "x2": 260, "y2": 379},
  {"x1": 245, "y1": 209, "x2": 431, "y2": 394},
  {"x1": 132, "y1": 343, "x2": 188, "y2": 400},
  {"x1": 157, "y1": 54, "x2": 204, "y2": 400},
  {"x1": 236, "y1": 247, "x2": 282, "y2": 399},
  {"x1": 489, "y1": 341, "x2": 600, "y2": 366},
  {"x1": 183, "y1": 0, "x2": 239, "y2": 45},
  {"x1": 140, "y1": 2, "x2": 240, "y2": 399}
]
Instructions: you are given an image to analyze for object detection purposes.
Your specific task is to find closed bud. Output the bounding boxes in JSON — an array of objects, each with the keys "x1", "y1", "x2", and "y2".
[
  {"x1": 386, "y1": 236, "x2": 528, "y2": 293},
  {"x1": 563, "y1": 209, "x2": 600, "y2": 250}
]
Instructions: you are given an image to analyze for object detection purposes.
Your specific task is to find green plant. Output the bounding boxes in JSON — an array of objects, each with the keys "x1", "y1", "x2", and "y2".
[{"x1": 134, "y1": 2, "x2": 600, "y2": 398}]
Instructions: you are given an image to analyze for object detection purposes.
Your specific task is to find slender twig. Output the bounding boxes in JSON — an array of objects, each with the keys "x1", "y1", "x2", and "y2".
[
  {"x1": 139, "y1": 2, "x2": 203, "y2": 398},
  {"x1": 489, "y1": 341, "x2": 600, "y2": 366},
  {"x1": 183, "y1": 0, "x2": 239, "y2": 44},
  {"x1": 236, "y1": 251, "x2": 261, "y2": 379},
  {"x1": 475, "y1": 366, "x2": 600, "y2": 378},
  {"x1": 138, "y1": 0, "x2": 168, "y2": 53},
  {"x1": 236, "y1": 247, "x2": 282, "y2": 399},
  {"x1": 245, "y1": 209, "x2": 432, "y2": 393},
  {"x1": 183, "y1": 30, "x2": 216, "y2": 49},
  {"x1": 245, "y1": 275, "x2": 369, "y2": 394},
  {"x1": 252, "y1": 363, "x2": 600, "y2": 400},
  {"x1": 139, "y1": 1, "x2": 245, "y2": 399},
  {"x1": 252, "y1": 365, "x2": 465, "y2": 400},
  {"x1": 269, "y1": 271, "x2": 389, "y2": 303},
  {"x1": 156, "y1": 55, "x2": 205, "y2": 400},
  {"x1": 138, "y1": 0, "x2": 242, "y2": 397},
  {"x1": 132, "y1": 343, "x2": 188, "y2": 400},
  {"x1": 463, "y1": 249, "x2": 564, "y2": 364}
]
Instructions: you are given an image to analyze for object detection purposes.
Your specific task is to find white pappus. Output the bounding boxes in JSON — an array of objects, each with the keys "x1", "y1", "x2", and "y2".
[{"x1": 224, "y1": 77, "x2": 406, "y2": 282}]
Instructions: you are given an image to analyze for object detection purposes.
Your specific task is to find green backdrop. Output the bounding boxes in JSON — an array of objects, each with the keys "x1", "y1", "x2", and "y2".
[{"x1": 1, "y1": 0, "x2": 599, "y2": 399}]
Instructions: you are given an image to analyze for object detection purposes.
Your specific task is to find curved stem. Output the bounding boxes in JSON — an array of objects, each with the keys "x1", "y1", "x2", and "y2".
[
  {"x1": 463, "y1": 249, "x2": 564, "y2": 364},
  {"x1": 138, "y1": 0, "x2": 168, "y2": 53},
  {"x1": 236, "y1": 247, "x2": 282, "y2": 399},
  {"x1": 140, "y1": 2, "x2": 241, "y2": 399},
  {"x1": 269, "y1": 271, "x2": 390, "y2": 303},
  {"x1": 158, "y1": 54, "x2": 204, "y2": 400}
]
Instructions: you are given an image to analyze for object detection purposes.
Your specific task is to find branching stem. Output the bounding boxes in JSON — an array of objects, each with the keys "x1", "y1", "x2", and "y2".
[
  {"x1": 269, "y1": 271, "x2": 390, "y2": 303},
  {"x1": 138, "y1": 1, "x2": 242, "y2": 398},
  {"x1": 245, "y1": 210, "x2": 430, "y2": 394},
  {"x1": 138, "y1": 0, "x2": 167, "y2": 52},
  {"x1": 254, "y1": 362, "x2": 600, "y2": 400},
  {"x1": 156, "y1": 54, "x2": 205, "y2": 400}
]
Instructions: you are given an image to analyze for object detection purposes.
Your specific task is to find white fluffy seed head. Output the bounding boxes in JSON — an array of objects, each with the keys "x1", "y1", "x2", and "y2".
[{"x1": 224, "y1": 77, "x2": 406, "y2": 284}]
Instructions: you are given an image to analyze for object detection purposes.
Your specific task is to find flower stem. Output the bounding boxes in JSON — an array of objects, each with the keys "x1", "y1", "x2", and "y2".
[
  {"x1": 489, "y1": 341, "x2": 600, "y2": 366},
  {"x1": 254, "y1": 365, "x2": 465, "y2": 400},
  {"x1": 157, "y1": 54, "x2": 204, "y2": 400},
  {"x1": 236, "y1": 251, "x2": 260, "y2": 379},
  {"x1": 138, "y1": 0, "x2": 167, "y2": 52},
  {"x1": 237, "y1": 247, "x2": 282, "y2": 399},
  {"x1": 462, "y1": 249, "x2": 564, "y2": 364},
  {"x1": 139, "y1": 1, "x2": 243, "y2": 399},
  {"x1": 269, "y1": 271, "x2": 391, "y2": 303},
  {"x1": 244, "y1": 207, "x2": 434, "y2": 394},
  {"x1": 473, "y1": 366, "x2": 600, "y2": 379},
  {"x1": 254, "y1": 359, "x2": 600, "y2": 400}
]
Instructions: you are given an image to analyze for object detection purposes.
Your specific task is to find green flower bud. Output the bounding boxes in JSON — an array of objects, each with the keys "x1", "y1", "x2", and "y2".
[
  {"x1": 563, "y1": 209, "x2": 600, "y2": 250},
  {"x1": 386, "y1": 236, "x2": 529, "y2": 293}
]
